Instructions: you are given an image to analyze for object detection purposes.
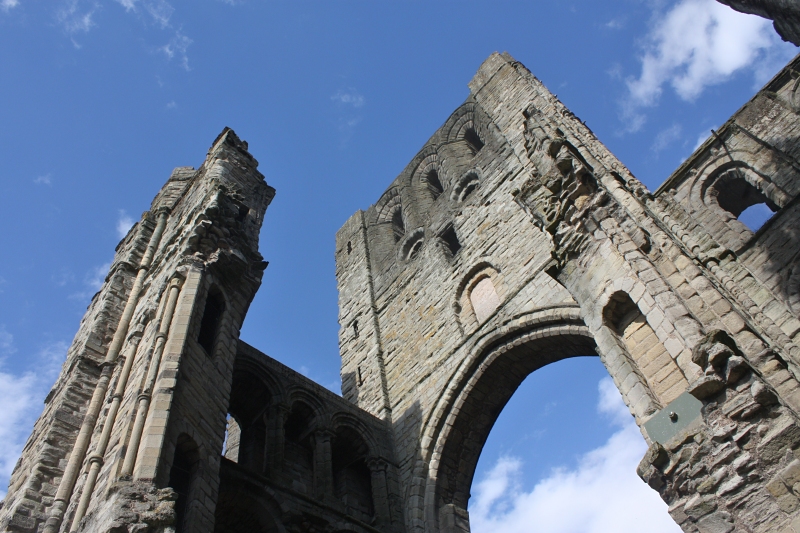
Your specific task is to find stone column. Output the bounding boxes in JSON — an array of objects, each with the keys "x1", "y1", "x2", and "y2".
[
  {"x1": 265, "y1": 403, "x2": 289, "y2": 480},
  {"x1": 312, "y1": 430, "x2": 334, "y2": 499},
  {"x1": 368, "y1": 457, "x2": 391, "y2": 527}
]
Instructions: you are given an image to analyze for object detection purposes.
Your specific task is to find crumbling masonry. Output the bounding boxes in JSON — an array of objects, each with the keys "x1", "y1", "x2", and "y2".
[{"x1": 3, "y1": 24, "x2": 800, "y2": 533}]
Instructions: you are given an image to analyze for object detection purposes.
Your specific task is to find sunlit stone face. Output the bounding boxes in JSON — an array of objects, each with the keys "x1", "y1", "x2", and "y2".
[{"x1": 470, "y1": 277, "x2": 500, "y2": 324}]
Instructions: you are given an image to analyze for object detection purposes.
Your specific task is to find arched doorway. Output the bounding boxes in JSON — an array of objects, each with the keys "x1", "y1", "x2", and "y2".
[{"x1": 426, "y1": 320, "x2": 598, "y2": 532}]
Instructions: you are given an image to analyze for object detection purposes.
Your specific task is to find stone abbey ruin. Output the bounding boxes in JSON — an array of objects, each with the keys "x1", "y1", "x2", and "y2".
[{"x1": 3, "y1": 5, "x2": 800, "y2": 533}]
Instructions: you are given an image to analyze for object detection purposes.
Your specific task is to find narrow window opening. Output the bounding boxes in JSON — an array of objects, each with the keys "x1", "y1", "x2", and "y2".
[
  {"x1": 168, "y1": 434, "x2": 200, "y2": 533},
  {"x1": 464, "y1": 127, "x2": 484, "y2": 154},
  {"x1": 439, "y1": 225, "x2": 461, "y2": 257},
  {"x1": 425, "y1": 170, "x2": 444, "y2": 200},
  {"x1": 353, "y1": 320, "x2": 359, "y2": 339},
  {"x1": 357, "y1": 366, "x2": 363, "y2": 386},
  {"x1": 222, "y1": 414, "x2": 241, "y2": 463},
  {"x1": 391, "y1": 207, "x2": 405, "y2": 243},
  {"x1": 198, "y1": 287, "x2": 225, "y2": 355},
  {"x1": 347, "y1": 241, "x2": 352, "y2": 254}
]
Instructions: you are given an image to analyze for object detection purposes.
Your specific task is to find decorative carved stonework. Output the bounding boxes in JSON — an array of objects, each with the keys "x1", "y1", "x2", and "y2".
[{"x1": 515, "y1": 104, "x2": 607, "y2": 267}]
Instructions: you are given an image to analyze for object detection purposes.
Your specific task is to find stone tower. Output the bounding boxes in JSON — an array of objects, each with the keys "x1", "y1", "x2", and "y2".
[
  {"x1": 2, "y1": 30, "x2": 800, "y2": 533},
  {"x1": 335, "y1": 53, "x2": 800, "y2": 533},
  {"x1": 0, "y1": 129, "x2": 402, "y2": 533}
]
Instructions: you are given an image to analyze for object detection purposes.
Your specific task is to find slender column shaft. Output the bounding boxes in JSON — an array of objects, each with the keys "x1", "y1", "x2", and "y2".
[
  {"x1": 121, "y1": 277, "x2": 182, "y2": 477},
  {"x1": 368, "y1": 457, "x2": 391, "y2": 526},
  {"x1": 43, "y1": 211, "x2": 169, "y2": 533},
  {"x1": 313, "y1": 430, "x2": 334, "y2": 499},
  {"x1": 69, "y1": 332, "x2": 144, "y2": 531}
]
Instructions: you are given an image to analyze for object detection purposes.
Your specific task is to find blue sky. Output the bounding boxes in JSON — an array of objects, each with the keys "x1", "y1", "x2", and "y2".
[{"x1": 0, "y1": 1, "x2": 795, "y2": 530}]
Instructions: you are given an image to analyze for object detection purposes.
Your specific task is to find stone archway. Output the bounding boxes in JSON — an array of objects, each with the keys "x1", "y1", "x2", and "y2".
[{"x1": 417, "y1": 310, "x2": 605, "y2": 533}]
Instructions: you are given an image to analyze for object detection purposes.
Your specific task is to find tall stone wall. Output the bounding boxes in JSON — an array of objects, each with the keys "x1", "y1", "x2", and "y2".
[{"x1": 336, "y1": 52, "x2": 800, "y2": 533}]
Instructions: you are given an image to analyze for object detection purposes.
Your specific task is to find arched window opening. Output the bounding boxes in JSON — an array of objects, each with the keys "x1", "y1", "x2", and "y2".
[
  {"x1": 198, "y1": 286, "x2": 225, "y2": 355},
  {"x1": 168, "y1": 434, "x2": 200, "y2": 533},
  {"x1": 391, "y1": 207, "x2": 405, "y2": 243},
  {"x1": 470, "y1": 277, "x2": 500, "y2": 324},
  {"x1": 603, "y1": 292, "x2": 687, "y2": 405},
  {"x1": 710, "y1": 169, "x2": 778, "y2": 231},
  {"x1": 464, "y1": 127, "x2": 484, "y2": 155},
  {"x1": 332, "y1": 427, "x2": 374, "y2": 520},
  {"x1": 227, "y1": 372, "x2": 271, "y2": 473},
  {"x1": 222, "y1": 414, "x2": 241, "y2": 463},
  {"x1": 352, "y1": 320, "x2": 359, "y2": 339},
  {"x1": 424, "y1": 169, "x2": 444, "y2": 200},
  {"x1": 452, "y1": 172, "x2": 480, "y2": 203},
  {"x1": 400, "y1": 229, "x2": 425, "y2": 261},
  {"x1": 439, "y1": 225, "x2": 461, "y2": 258},
  {"x1": 283, "y1": 402, "x2": 315, "y2": 494}
]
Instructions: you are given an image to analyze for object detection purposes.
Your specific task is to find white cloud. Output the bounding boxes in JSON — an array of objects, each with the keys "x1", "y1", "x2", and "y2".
[
  {"x1": 0, "y1": 337, "x2": 67, "y2": 500},
  {"x1": 34, "y1": 173, "x2": 52, "y2": 186},
  {"x1": 1, "y1": 0, "x2": 19, "y2": 13},
  {"x1": 0, "y1": 325, "x2": 15, "y2": 357},
  {"x1": 86, "y1": 262, "x2": 111, "y2": 292},
  {"x1": 332, "y1": 89, "x2": 365, "y2": 108},
  {"x1": 694, "y1": 126, "x2": 716, "y2": 150},
  {"x1": 70, "y1": 261, "x2": 110, "y2": 300},
  {"x1": 116, "y1": 210, "x2": 135, "y2": 239},
  {"x1": 113, "y1": 0, "x2": 173, "y2": 28},
  {"x1": 114, "y1": 0, "x2": 137, "y2": 11},
  {"x1": 651, "y1": 123, "x2": 683, "y2": 153},
  {"x1": 622, "y1": 0, "x2": 796, "y2": 131},
  {"x1": 56, "y1": 0, "x2": 98, "y2": 34},
  {"x1": 159, "y1": 29, "x2": 192, "y2": 71},
  {"x1": 143, "y1": 0, "x2": 172, "y2": 28},
  {"x1": 470, "y1": 378, "x2": 681, "y2": 533}
]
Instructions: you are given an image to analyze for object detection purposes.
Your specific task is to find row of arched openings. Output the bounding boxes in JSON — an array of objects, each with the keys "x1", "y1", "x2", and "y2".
[{"x1": 222, "y1": 372, "x2": 380, "y2": 524}]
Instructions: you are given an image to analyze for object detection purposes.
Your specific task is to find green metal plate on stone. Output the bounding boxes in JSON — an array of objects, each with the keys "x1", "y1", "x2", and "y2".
[{"x1": 643, "y1": 391, "x2": 703, "y2": 445}]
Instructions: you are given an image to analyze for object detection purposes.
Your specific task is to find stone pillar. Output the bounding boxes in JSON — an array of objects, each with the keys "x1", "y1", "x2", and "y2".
[
  {"x1": 265, "y1": 403, "x2": 289, "y2": 480},
  {"x1": 368, "y1": 457, "x2": 391, "y2": 527},
  {"x1": 438, "y1": 503, "x2": 470, "y2": 533},
  {"x1": 312, "y1": 430, "x2": 334, "y2": 499}
]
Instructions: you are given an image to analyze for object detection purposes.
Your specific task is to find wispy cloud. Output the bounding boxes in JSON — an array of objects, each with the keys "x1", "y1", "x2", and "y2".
[
  {"x1": 651, "y1": 123, "x2": 683, "y2": 153},
  {"x1": 34, "y1": 174, "x2": 52, "y2": 186},
  {"x1": 85, "y1": 262, "x2": 110, "y2": 292},
  {"x1": 69, "y1": 261, "x2": 110, "y2": 300},
  {"x1": 116, "y1": 210, "x2": 135, "y2": 239},
  {"x1": 0, "y1": 337, "x2": 68, "y2": 499},
  {"x1": 56, "y1": 0, "x2": 98, "y2": 35},
  {"x1": 470, "y1": 378, "x2": 681, "y2": 533},
  {"x1": 331, "y1": 88, "x2": 366, "y2": 145},
  {"x1": 159, "y1": 29, "x2": 192, "y2": 70},
  {"x1": 331, "y1": 89, "x2": 365, "y2": 108},
  {"x1": 621, "y1": 0, "x2": 796, "y2": 132},
  {"x1": 1, "y1": 0, "x2": 19, "y2": 13},
  {"x1": 694, "y1": 126, "x2": 715, "y2": 150},
  {"x1": 114, "y1": 0, "x2": 136, "y2": 11}
]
